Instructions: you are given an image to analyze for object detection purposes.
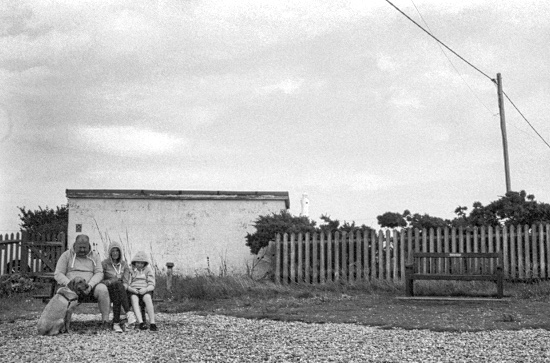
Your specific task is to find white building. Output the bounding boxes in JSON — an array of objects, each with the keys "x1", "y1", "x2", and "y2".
[{"x1": 66, "y1": 189, "x2": 289, "y2": 276}]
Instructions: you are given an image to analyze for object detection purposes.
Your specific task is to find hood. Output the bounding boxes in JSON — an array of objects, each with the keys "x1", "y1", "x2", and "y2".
[
  {"x1": 107, "y1": 241, "x2": 124, "y2": 263},
  {"x1": 131, "y1": 251, "x2": 150, "y2": 266}
]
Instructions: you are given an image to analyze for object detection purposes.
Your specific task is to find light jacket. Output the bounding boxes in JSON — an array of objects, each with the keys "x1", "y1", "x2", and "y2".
[
  {"x1": 127, "y1": 250, "x2": 155, "y2": 292},
  {"x1": 101, "y1": 241, "x2": 131, "y2": 289},
  {"x1": 54, "y1": 239, "x2": 103, "y2": 288}
]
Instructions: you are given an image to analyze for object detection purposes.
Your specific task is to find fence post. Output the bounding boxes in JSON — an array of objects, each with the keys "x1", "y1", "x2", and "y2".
[
  {"x1": 290, "y1": 233, "x2": 296, "y2": 284},
  {"x1": 532, "y1": 224, "x2": 539, "y2": 279},
  {"x1": 509, "y1": 225, "x2": 516, "y2": 279},
  {"x1": 334, "y1": 232, "x2": 340, "y2": 282},
  {"x1": 20, "y1": 231, "x2": 29, "y2": 274},
  {"x1": 516, "y1": 224, "x2": 525, "y2": 279},
  {"x1": 356, "y1": 230, "x2": 362, "y2": 282},
  {"x1": 282, "y1": 233, "x2": 289, "y2": 285},
  {"x1": 320, "y1": 232, "x2": 326, "y2": 284},
  {"x1": 166, "y1": 262, "x2": 174, "y2": 293},
  {"x1": 304, "y1": 233, "x2": 310, "y2": 284},
  {"x1": 274, "y1": 235, "x2": 281, "y2": 284},
  {"x1": 297, "y1": 233, "x2": 303, "y2": 283},
  {"x1": 540, "y1": 224, "x2": 546, "y2": 279}
]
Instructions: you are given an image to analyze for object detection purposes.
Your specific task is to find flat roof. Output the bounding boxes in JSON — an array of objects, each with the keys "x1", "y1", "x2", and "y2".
[{"x1": 66, "y1": 189, "x2": 290, "y2": 209}]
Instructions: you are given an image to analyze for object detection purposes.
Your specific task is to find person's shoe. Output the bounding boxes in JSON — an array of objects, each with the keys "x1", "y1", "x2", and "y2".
[
  {"x1": 149, "y1": 323, "x2": 158, "y2": 331},
  {"x1": 139, "y1": 322, "x2": 148, "y2": 330},
  {"x1": 127, "y1": 311, "x2": 137, "y2": 326},
  {"x1": 100, "y1": 321, "x2": 110, "y2": 331},
  {"x1": 113, "y1": 323, "x2": 123, "y2": 333}
]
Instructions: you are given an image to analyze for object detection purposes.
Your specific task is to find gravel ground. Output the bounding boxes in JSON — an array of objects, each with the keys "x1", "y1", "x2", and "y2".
[{"x1": 1, "y1": 312, "x2": 550, "y2": 362}]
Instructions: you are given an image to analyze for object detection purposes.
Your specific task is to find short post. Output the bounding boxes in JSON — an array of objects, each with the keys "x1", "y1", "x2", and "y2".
[
  {"x1": 166, "y1": 262, "x2": 174, "y2": 294},
  {"x1": 405, "y1": 264, "x2": 414, "y2": 296},
  {"x1": 496, "y1": 265, "x2": 504, "y2": 299}
]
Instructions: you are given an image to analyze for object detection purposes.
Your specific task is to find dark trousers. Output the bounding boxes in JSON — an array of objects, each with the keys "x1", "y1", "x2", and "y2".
[{"x1": 107, "y1": 281, "x2": 130, "y2": 323}]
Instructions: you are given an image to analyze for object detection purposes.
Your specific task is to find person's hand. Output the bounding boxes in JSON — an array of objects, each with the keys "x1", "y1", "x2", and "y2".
[
  {"x1": 84, "y1": 285, "x2": 92, "y2": 295},
  {"x1": 138, "y1": 288, "x2": 146, "y2": 295}
]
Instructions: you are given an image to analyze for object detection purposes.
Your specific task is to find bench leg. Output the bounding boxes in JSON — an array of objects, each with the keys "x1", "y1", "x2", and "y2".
[
  {"x1": 496, "y1": 266, "x2": 504, "y2": 298},
  {"x1": 405, "y1": 265, "x2": 414, "y2": 296}
]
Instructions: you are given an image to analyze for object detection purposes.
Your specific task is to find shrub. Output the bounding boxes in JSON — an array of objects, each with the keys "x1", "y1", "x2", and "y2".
[{"x1": 0, "y1": 273, "x2": 36, "y2": 298}]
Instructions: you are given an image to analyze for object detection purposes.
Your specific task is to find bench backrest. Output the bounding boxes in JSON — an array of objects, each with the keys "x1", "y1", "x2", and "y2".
[{"x1": 410, "y1": 252, "x2": 503, "y2": 276}]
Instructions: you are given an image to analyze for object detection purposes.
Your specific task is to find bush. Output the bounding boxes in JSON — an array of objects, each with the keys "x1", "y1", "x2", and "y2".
[
  {"x1": 245, "y1": 210, "x2": 317, "y2": 254},
  {"x1": 0, "y1": 273, "x2": 36, "y2": 298}
]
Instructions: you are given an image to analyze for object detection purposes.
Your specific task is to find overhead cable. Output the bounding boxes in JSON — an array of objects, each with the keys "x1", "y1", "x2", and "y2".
[
  {"x1": 386, "y1": 0, "x2": 550, "y2": 151},
  {"x1": 503, "y1": 92, "x2": 550, "y2": 149},
  {"x1": 384, "y1": 0, "x2": 494, "y2": 82}
]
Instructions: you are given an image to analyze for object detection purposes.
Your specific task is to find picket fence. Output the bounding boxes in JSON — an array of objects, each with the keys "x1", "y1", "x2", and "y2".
[
  {"x1": 0, "y1": 232, "x2": 65, "y2": 276},
  {"x1": 269, "y1": 224, "x2": 550, "y2": 284}
]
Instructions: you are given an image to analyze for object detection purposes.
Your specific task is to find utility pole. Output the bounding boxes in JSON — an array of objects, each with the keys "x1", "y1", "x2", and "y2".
[{"x1": 496, "y1": 73, "x2": 511, "y2": 193}]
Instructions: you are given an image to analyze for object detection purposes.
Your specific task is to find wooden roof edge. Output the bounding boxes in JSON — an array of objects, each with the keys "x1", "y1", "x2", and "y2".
[{"x1": 66, "y1": 189, "x2": 290, "y2": 209}]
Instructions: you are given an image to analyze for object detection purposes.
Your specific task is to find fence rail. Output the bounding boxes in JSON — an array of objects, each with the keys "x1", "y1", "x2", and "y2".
[
  {"x1": 0, "y1": 232, "x2": 65, "y2": 276},
  {"x1": 269, "y1": 224, "x2": 550, "y2": 284}
]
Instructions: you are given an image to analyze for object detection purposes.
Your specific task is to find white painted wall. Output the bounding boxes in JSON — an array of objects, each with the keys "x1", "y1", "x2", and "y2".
[{"x1": 67, "y1": 198, "x2": 286, "y2": 275}]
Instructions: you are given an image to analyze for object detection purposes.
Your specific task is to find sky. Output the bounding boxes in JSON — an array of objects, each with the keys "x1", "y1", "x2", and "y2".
[{"x1": 1, "y1": 0, "x2": 549, "y2": 234}]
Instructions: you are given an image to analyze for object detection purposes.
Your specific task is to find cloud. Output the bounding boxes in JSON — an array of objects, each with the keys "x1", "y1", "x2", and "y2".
[
  {"x1": 74, "y1": 125, "x2": 186, "y2": 156},
  {"x1": 259, "y1": 78, "x2": 305, "y2": 95},
  {"x1": 376, "y1": 54, "x2": 399, "y2": 72},
  {"x1": 390, "y1": 89, "x2": 423, "y2": 109}
]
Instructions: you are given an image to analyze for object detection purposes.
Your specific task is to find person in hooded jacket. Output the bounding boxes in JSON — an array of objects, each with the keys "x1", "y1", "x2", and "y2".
[
  {"x1": 126, "y1": 250, "x2": 157, "y2": 331},
  {"x1": 101, "y1": 241, "x2": 135, "y2": 333},
  {"x1": 54, "y1": 234, "x2": 110, "y2": 328}
]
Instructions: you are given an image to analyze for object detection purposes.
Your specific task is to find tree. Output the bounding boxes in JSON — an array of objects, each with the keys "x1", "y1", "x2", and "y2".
[
  {"x1": 457, "y1": 191, "x2": 550, "y2": 227},
  {"x1": 245, "y1": 210, "x2": 317, "y2": 254},
  {"x1": 245, "y1": 211, "x2": 374, "y2": 254},
  {"x1": 376, "y1": 190, "x2": 550, "y2": 230},
  {"x1": 377, "y1": 211, "x2": 407, "y2": 229},
  {"x1": 18, "y1": 205, "x2": 68, "y2": 236},
  {"x1": 377, "y1": 210, "x2": 450, "y2": 230}
]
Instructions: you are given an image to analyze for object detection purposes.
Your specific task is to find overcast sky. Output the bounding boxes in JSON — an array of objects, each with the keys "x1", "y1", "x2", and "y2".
[{"x1": 1, "y1": 0, "x2": 549, "y2": 233}]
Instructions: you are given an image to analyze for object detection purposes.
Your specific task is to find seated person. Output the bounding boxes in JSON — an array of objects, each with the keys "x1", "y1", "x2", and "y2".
[
  {"x1": 101, "y1": 241, "x2": 135, "y2": 332},
  {"x1": 54, "y1": 234, "x2": 110, "y2": 329},
  {"x1": 126, "y1": 251, "x2": 158, "y2": 331}
]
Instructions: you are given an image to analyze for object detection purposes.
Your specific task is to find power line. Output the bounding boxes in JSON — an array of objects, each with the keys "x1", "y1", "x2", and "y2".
[
  {"x1": 503, "y1": 91, "x2": 550, "y2": 149},
  {"x1": 385, "y1": 0, "x2": 550, "y2": 151},
  {"x1": 409, "y1": 0, "x2": 496, "y2": 115},
  {"x1": 384, "y1": 0, "x2": 494, "y2": 82}
]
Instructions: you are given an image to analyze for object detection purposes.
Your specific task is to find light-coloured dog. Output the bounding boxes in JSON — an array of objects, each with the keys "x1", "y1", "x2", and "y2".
[{"x1": 37, "y1": 277, "x2": 88, "y2": 336}]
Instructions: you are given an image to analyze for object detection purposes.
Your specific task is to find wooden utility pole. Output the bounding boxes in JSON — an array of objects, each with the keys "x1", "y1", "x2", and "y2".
[{"x1": 496, "y1": 73, "x2": 511, "y2": 193}]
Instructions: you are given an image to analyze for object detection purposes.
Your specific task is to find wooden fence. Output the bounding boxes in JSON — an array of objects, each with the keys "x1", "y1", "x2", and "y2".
[
  {"x1": 269, "y1": 224, "x2": 550, "y2": 284},
  {"x1": 0, "y1": 232, "x2": 66, "y2": 276}
]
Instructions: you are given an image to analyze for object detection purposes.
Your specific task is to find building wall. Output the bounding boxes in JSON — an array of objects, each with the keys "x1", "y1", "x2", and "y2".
[{"x1": 67, "y1": 198, "x2": 286, "y2": 275}]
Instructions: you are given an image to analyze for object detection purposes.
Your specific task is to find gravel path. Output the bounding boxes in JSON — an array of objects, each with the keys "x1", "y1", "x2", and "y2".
[{"x1": 1, "y1": 312, "x2": 549, "y2": 362}]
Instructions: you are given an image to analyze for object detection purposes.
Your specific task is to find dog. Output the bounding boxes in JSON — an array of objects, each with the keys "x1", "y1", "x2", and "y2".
[{"x1": 37, "y1": 277, "x2": 89, "y2": 336}]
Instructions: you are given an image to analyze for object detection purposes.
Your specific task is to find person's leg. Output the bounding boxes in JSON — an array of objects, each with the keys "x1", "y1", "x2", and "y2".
[
  {"x1": 142, "y1": 293, "x2": 155, "y2": 324},
  {"x1": 93, "y1": 283, "x2": 111, "y2": 322},
  {"x1": 107, "y1": 283, "x2": 121, "y2": 323},
  {"x1": 115, "y1": 282, "x2": 131, "y2": 313},
  {"x1": 130, "y1": 294, "x2": 143, "y2": 323}
]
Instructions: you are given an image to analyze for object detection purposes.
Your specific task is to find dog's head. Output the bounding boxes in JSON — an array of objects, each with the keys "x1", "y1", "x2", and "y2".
[{"x1": 67, "y1": 277, "x2": 89, "y2": 294}]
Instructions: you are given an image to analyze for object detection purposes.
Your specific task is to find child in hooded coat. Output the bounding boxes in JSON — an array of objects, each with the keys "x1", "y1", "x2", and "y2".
[
  {"x1": 101, "y1": 241, "x2": 134, "y2": 332},
  {"x1": 126, "y1": 251, "x2": 157, "y2": 331}
]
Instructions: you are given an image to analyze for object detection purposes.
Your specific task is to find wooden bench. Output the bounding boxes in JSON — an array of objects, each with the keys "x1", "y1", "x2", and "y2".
[
  {"x1": 405, "y1": 252, "x2": 504, "y2": 298},
  {"x1": 32, "y1": 272, "x2": 58, "y2": 302},
  {"x1": 34, "y1": 273, "x2": 162, "y2": 310}
]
